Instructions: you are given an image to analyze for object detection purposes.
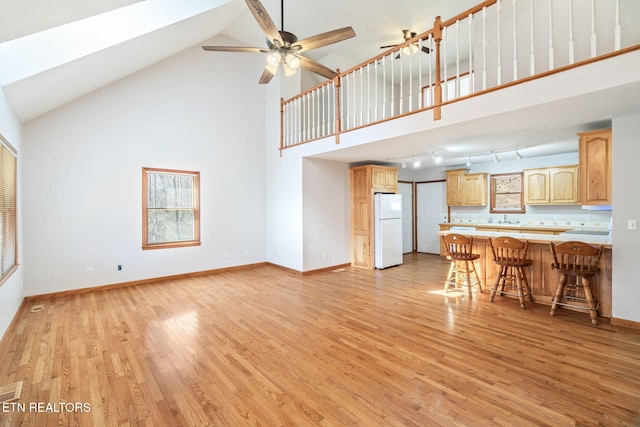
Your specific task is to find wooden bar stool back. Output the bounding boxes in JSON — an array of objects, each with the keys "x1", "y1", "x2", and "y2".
[
  {"x1": 549, "y1": 241, "x2": 604, "y2": 324},
  {"x1": 488, "y1": 236, "x2": 534, "y2": 309},
  {"x1": 441, "y1": 233, "x2": 483, "y2": 298}
]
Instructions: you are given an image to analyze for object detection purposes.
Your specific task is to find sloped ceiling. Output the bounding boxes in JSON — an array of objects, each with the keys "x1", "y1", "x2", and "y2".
[{"x1": 0, "y1": 0, "x2": 479, "y2": 121}]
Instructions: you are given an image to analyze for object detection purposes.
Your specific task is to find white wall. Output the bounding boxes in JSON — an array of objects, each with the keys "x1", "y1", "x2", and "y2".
[
  {"x1": 612, "y1": 112, "x2": 640, "y2": 323},
  {"x1": 302, "y1": 158, "x2": 350, "y2": 271},
  {"x1": 21, "y1": 39, "x2": 267, "y2": 296},
  {"x1": 0, "y1": 87, "x2": 24, "y2": 339}
]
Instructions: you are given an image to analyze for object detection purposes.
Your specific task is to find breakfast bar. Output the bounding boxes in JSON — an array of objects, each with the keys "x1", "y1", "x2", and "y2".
[{"x1": 439, "y1": 226, "x2": 613, "y2": 318}]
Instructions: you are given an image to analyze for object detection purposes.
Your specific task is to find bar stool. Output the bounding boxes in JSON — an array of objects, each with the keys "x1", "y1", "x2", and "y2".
[
  {"x1": 488, "y1": 236, "x2": 533, "y2": 309},
  {"x1": 549, "y1": 241, "x2": 604, "y2": 325},
  {"x1": 441, "y1": 233, "x2": 483, "y2": 298}
]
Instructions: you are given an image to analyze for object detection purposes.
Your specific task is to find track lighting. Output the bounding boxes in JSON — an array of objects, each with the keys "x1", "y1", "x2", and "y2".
[
  {"x1": 401, "y1": 161, "x2": 407, "y2": 168},
  {"x1": 466, "y1": 156, "x2": 471, "y2": 167},
  {"x1": 431, "y1": 151, "x2": 442, "y2": 164},
  {"x1": 515, "y1": 149, "x2": 523, "y2": 160},
  {"x1": 413, "y1": 158, "x2": 421, "y2": 168},
  {"x1": 493, "y1": 152, "x2": 500, "y2": 163}
]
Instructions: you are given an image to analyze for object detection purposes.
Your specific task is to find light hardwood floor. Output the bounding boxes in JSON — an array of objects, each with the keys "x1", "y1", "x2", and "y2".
[{"x1": 1, "y1": 253, "x2": 639, "y2": 426}]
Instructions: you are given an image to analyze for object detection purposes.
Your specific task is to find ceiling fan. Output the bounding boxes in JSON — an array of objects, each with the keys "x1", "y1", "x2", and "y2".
[
  {"x1": 202, "y1": 0, "x2": 356, "y2": 84},
  {"x1": 380, "y1": 29, "x2": 431, "y2": 58}
]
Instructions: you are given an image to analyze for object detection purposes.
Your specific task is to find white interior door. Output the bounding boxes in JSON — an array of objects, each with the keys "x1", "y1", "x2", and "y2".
[
  {"x1": 397, "y1": 182, "x2": 413, "y2": 253},
  {"x1": 416, "y1": 181, "x2": 447, "y2": 254}
]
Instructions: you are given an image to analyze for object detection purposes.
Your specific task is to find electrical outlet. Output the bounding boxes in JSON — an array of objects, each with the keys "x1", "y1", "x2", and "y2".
[
  {"x1": 553, "y1": 215, "x2": 559, "y2": 221},
  {"x1": 586, "y1": 215, "x2": 593, "y2": 222},
  {"x1": 117, "y1": 265, "x2": 122, "y2": 271},
  {"x1": 223, "y1": 251, "x2": 230, "y2": 259},
  {"x1": 244, "y1": 250, "x2": 250, "y2": 257},
  {"x1": 86, "y1": 267, "x2": 93, "y2": 275},
  {"x1": 322, "y1": 252, "x2": 328, "y2": 260},
  {"x1": 628, "y1": 219, "x2": 638, "y2": 230}
]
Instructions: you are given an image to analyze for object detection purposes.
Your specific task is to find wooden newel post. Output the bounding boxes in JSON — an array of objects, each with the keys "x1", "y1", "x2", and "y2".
[
  {"x1": 279, "y1": 97, "x2": 285, "y2": 156},
  {"x1": 334, "y1": 70, "x2": 342, "y2": 145},
  {"x1": 433, "y1": 16, "x2": 443, "y2": 121}
]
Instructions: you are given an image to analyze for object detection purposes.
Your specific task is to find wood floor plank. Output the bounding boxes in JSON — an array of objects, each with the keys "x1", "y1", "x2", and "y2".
[{"x1": 1, "y1": 253, "x2": 639, "y2": 426}]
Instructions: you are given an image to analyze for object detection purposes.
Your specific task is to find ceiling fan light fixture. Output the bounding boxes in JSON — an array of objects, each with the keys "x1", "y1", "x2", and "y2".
[
  {"x1": 285, "y1": 53, "x2": 301, "y2": 70},
  {"x1": 266, "y1": 51, "x2": 282, "y2": 67},
  {"x1": 402, "y1": 43, "x2": 419, "y2": 56}
]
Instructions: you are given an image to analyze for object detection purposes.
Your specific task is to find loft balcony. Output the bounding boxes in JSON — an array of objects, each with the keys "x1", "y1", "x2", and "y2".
[{"x1": 279, "y1": 0, "x2": 640, "y2": 165}]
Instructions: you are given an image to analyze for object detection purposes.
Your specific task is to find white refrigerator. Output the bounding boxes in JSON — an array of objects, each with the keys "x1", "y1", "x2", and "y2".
[{"x1": 374, "y1": 193, "x2": 403, "y2": 269}]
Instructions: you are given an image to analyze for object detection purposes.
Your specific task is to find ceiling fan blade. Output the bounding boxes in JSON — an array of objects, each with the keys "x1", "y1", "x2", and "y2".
[
  {"x1": 202, "y1": 46, "x2": 269, "y2": 53},
  {"x1": 299, "y1": 56, "x2": 337, "y2": 80},
  {"x1": 295, "y1": 27, "x2": 356, "y2": 52},
  {"x1": 258, "y1": 67, "x2": 276, "y2": 84},
  {"x1": 245, "y1": 0, "x2": 283, "y2": 46}
]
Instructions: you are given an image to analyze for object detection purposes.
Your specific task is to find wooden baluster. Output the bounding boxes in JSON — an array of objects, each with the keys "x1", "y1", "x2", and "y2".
[
  {"x1": 359, "y1": 66, "x2": 363, "y2": 126},
  {"x1": 428, "y1": 33, "x2": 433, "y2": 107},
  {"x1": 482, "y1": 6, "x2": 487, "y2": 90},
  {"x1": 469, "y1": 13, "x2": 475, "y2": 94},
  {"x1": 433, "y1": 16, "x2": 443, "y2": 120},
  {"x1": 530, "y1": 0, "x2": 535, "y2": 75},
  {"x1": 456, "y1": 20, "x2": 460, "y2": 99},
  {"x1": 513, "y1": 0, "x2": 518, "y2": 80},
  {"x1": 334, "y1": 74, "x2": 341, "y2": 142},
  {"x1": 400, "y1": 48, "x2": 405, "y2": 115},
  {"x1": 443, "y1": 25, "x2": 448, "y2": 101},
  {"x1": 366, "y1": 63, "x2": 371, "y2": 124},
  {"x1": 418, "y1": 37, "x2": 423, "y2": 109},
  {"x1": 374, "y1": 59, "x2": 379, "y2": 121},
  {"x1": 590, "y1": 0, "x2": 597, "y2": 58},
  {"x1": 615, "y1": 0, "x2": 621, "y2": 50},
  {"x1": 382, "y1": 55, "x2": 387, "y2": 119},
  {"x1": 568, "y1": 0, "x2": 575, "y2": 64},
  {"x1": 497, "y1": 0, "x2": 502, "y2": 86},
  {"x1": 391, "y1": 53, "x2": 395, "y2": 117},
  {"x1": 548, "y1": 0, "x2": 554, "y2": 70}
]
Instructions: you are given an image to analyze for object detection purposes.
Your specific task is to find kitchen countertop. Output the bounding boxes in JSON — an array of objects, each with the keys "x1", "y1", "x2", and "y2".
[{"x1": 439, "y1": 228, "x2": 612, "y2": 248}]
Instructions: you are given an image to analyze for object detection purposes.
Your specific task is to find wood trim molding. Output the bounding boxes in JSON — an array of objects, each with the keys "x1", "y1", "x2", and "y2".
[
  {"x1": 23, "y1": 263, "x2": 269, "y2": 301},
  {"x1": 611, "y1": 317, "x2": 640, "y2": 331}
]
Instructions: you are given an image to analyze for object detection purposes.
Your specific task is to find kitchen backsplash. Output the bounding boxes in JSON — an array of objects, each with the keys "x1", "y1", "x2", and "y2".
[{"x1": 448, "y1": 212, "x2": 612, "y2": 229}]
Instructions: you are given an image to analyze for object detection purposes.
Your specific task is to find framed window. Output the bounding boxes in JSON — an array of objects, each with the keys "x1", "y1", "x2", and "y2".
[
  {"x1": 142, "y1": 168, "x2": 200, "y2": 250},
  {"x1": 0, "y1": 134, "x2": 18, "y2": 286},
  {"x1": 490, "y1": 172, "x2": 525, "y2": 214}
]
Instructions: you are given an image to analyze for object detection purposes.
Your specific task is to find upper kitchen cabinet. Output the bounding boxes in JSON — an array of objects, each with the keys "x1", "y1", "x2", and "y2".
[
  {"x1": 371, "y1": 166, "x2": 398, "y2": 193},
  {"x1": 524, "y1": 165, "x2": 579, "y2": 205},
  {"x1": 579, "y1": 129, "x2": 612, "y2": 206},
  {"x1": 446, "y1": 169, "x2": 487, "y2": 206}
]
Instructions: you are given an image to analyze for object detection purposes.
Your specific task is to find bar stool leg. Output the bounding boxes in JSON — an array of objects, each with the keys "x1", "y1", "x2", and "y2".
[
  {"x1": 515, "y1": 271, "x2": 526, "y2": 309},
  {"x1": 490, "y1": 265, "x2": 504, "y2": 302},
  {"x1": 444, "y1": 260, "x2": 455, "y2": 292},
  {"x1": 464, "y1": 260, "x2": 473, "y2": 298},
  {"x1": 519, "y1": 266, "x2": 534, "y2": 302},
  {"x1": 550, "y1": 274, "x2": 567, "y2": 317},
  {"x1": 472, "y1": 261, "x2": 482, "y2": 293},
  {"x1": 581, "y1": 276, "x2": 598, "y2": 325}
]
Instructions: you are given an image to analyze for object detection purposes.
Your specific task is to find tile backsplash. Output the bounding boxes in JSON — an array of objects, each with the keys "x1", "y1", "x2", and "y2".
[{"x1": 449, "y1": 211, "x2": 612, "y2": 229}]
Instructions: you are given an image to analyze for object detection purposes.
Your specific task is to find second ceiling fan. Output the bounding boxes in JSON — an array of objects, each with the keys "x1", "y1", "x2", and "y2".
[
  {"x1": 380, "y1": 29, "x2": 431, "y2": 58},
  {"x1": 202, "y1": 0, "x2": 356, "y2": 84}
]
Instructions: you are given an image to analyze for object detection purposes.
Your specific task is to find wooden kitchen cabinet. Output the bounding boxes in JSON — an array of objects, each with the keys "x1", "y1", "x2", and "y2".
[
  {"x1": 446, "y1": 169, "x2": 465, "y2": 205},
  {"x1": 579, "y1": 129, "x2": 612, "y2": 206},
  {"x1": 446, "y1": 169, "x2": 487, "y2": 206},
  {"x1": 524, "y1": 165, "x2": 579, "y2": 205},
  {"x1": 464, "y1": 173, "x2": 488, "y2": 206},
  {"x1": 350, "y1": 164, "x2": 398, "y2": 269}
]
